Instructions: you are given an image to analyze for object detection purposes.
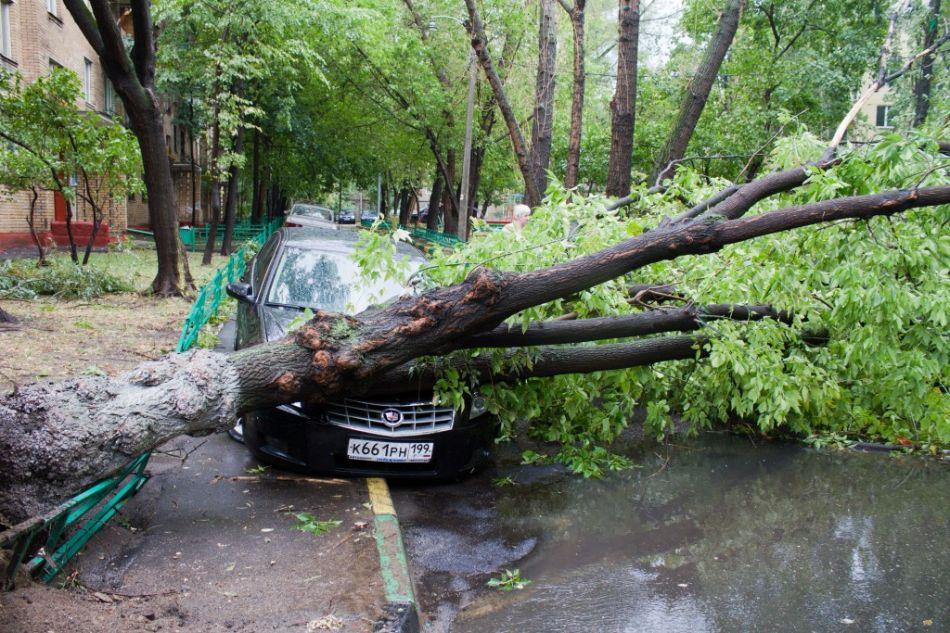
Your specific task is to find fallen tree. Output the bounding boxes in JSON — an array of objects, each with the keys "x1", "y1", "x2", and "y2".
[{"x1": 1, "y1": 160, "x2": 948, "y2": 523}]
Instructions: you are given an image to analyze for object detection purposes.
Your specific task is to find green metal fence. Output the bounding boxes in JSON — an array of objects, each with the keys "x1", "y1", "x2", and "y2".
[
  {"x1": 0, "y1": 218, "x2": 283, "y2": 589},
  {"x1": 359, "y1": 218, "x2": 463, "y2": 248},
  {"x1": 176, "y1": 217, "x2": 283, "y2": 352}
]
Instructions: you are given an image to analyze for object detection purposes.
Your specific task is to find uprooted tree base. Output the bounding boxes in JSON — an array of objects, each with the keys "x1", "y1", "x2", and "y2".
[{"x1": 1, "y1": 181, "x2": 947, "y2": 525}]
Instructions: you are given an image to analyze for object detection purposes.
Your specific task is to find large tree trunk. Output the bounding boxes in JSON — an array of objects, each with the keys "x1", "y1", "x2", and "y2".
[
  {"x1": 528, "y1": 0, "x2": 558, "y2": 196},
  {"x1": 605, "y1": 0, "x2": 641, "y2": 198},
  {"x1": 913, "y1": 0, "x2": 941, "y2": 127},
  {"x1": 442, "y1": 150, "x2": 458, "y2": 235},
  {"x1": 63, "y1": 0, "x2": 182, "y2": 295},
  {"x1": 651, "y1": 0, "x2": 745, "y2": 185},
  {"x1": 202, "y1": 117, "x2": 223, "y2": 265},
  {"x1": 251, "y1": 129, "x2": 263, "y2": 224},
  {"x1": 398, "y1": 184, "x2": 412, "y2": 226},
  {"x1": 220, "y1": 126, "x2": 245, "y2": 255},
  {"x1": 2, "y1": 183, "x2": 947, "y2": 524},
  {"x1": 465, "y1": 0, "x2": 542, "y2": 208},
  {"x1": 427, "y1": 169, "x2": 443, "y2": 231},
  {"x1": 561, "y1": 0, "x2": 587, "y2": 190}
]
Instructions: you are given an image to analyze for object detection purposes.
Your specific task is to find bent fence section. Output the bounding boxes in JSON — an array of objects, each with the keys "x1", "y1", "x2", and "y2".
[{"x1": 0, "y1": 218, "x2": 283, "y2": 589}]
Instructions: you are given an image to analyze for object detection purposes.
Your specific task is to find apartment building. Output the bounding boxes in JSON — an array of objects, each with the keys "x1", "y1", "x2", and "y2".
[{"x1": 0, "y1": 0, "x2": 201, "y2": 253}]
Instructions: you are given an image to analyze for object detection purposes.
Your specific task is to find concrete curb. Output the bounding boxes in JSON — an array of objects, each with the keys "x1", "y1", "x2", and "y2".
[{"x1": 367, "y1": 478, "x2": 420, "y2": 633}]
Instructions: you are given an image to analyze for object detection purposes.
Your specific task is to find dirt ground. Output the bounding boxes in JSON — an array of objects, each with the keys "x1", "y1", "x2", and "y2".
[{"x1": 0, "y1": 248, "x2": 227, "y2": 393}]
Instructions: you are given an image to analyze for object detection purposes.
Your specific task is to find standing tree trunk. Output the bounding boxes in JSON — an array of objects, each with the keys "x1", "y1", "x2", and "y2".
[
  {"x1": 560, "y1": 0, "x2": 587, "y2": 190},
  {"x1": 427, "y1": 169, "x2": 443, "y2": 231},
  {"x1": 913, "y1": 0, "x2": 941, "y2": 127},
  {"x1": 220, "y1": 126, "x2": 245, "y2": 255},
  {"x1": 529, "y1": 0, "x2": 558, "y2": 197},
  {"x1": 398, "y1": 183, "x2": 412, "y2": 226},
  {"x1": 25, "y1": 188, "x2": 46, "y2": 266},
  {"x1": 465, "y1": 0, "x2": 542, "y2": 208},
  {"x1": 63, "y1": 0, "x2": 182, "y2": 295},
  {"x1": 651, "y1": 0, "x2": 745, "y2": 185},
  {"x1": 64, "y1": 200, "x2": 78, "y2": 263},
  {"x1": 202, "y1": 117, "x2": 223, "y2": 265},
  {"x1": 251, "y1": 130, "x2": 263, "y2": 224},
  {"x1": 442, "y1": 150, "x2": 458, "y2": 235},
  {"x1": 190, "y1": 127, "x2": 198, "y2": 226},
  {"x1": 605, "y1": 0, "x2": 641, "y2": 198}
]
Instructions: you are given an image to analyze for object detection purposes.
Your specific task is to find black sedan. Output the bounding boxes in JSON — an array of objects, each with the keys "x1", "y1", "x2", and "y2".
[{"x1": 226, "y1": 227, "x2": 494, "y2": 478}]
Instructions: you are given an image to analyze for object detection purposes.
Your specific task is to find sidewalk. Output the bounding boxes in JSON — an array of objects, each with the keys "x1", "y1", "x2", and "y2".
[{"x1": 0, "y1": 433, "x2": 387, "y2": 632}]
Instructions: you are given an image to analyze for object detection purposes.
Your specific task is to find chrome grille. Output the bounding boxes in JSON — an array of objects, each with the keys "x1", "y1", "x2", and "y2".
[{"x1": 325, "y1": 398, "x2": 455, "y2": 437}]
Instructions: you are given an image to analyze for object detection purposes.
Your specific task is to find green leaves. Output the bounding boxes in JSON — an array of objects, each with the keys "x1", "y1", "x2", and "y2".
[
  {"x1": 0, "y1": 69, "x2": 143, "y2": 212},
  {"x1": 418, "y1": 132, "x2": 949, "y2": 460},
  {"x1": 291, "y1": 513, "x2": 342, "y2": 536},
  {"x1": 487, "y1": 569, "x2": 531, "y2": 592}
]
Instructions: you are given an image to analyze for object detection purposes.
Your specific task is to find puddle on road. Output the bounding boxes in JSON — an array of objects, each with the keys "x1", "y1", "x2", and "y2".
[{"x1": 401, "y1": 435, "x2": 949, "y2": 633}]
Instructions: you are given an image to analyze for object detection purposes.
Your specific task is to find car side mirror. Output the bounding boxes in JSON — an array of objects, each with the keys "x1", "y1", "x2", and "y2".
[{"x1": 226, "y1": 281, "x2": 253, "y2": 303}]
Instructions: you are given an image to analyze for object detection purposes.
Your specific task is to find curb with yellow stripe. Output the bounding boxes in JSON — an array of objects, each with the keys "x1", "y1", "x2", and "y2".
[{"x1": 367, "y1": 478, "x2": 420, "y2": 633}]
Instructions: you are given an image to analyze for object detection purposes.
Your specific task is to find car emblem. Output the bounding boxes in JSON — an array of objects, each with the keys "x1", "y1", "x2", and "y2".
[{"x1": 381, "y1": 408, "x2": 403, "y2": 427}]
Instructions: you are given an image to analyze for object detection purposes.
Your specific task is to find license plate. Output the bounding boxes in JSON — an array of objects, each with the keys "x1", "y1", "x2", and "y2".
[{"x1": 347, "y1": 439, "x2": 433, "y2": 463}]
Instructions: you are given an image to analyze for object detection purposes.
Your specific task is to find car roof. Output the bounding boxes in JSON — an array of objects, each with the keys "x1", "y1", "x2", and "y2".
[{"x1": 275, "y1": 226, "x2": 426, "y2": 260}]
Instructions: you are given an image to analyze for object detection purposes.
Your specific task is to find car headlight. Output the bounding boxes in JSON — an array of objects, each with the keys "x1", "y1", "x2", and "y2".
[{"x1": 470, "y1": 395, "x2": 487, "y2": 419}]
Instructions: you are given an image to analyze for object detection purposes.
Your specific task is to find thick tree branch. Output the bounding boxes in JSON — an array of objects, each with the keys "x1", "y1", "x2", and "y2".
[
  {"x1": 461, "y1": 304, "x2": 793, "y2": 348},
  {"x1": 129, "y1": 0, "x2": 156, "y2": 89},
  {"x1": 464, "y1": 0, "x2": 542, "y2": 207}
]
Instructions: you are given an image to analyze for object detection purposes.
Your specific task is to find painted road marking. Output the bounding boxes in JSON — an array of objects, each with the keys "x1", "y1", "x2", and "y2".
[
  {"x1": 367, "y1": 476, "x2": 396, "y2": 515},
  {"x1": 367, "y1": 477, "x2": 416, "y2": 606}
]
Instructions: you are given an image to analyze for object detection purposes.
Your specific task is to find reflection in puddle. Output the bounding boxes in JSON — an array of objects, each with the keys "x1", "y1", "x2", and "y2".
[{"x1": 450, "y1": 437, "x2": 948, "y2": 633}]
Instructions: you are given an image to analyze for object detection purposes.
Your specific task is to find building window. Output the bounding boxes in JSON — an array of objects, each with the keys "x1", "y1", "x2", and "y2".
[
  {"x1": 47, "y1": 0, "x2": 57, "y2": 17},
  {"x1": 1, "y1": 1, "x2": 11, "y2": 60},
  {"x1": 83, "y1": 58, "x2": 93, "y2": 104},
  {"x1": 875, "y1": 105, "x2": 892, "y2": 128},
  {"x1": 104, "y1": 78, "x2": 116, "y2": 114}
]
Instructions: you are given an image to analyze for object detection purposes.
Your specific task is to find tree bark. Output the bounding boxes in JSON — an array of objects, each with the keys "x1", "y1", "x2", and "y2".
[
  {"x1": 398, "y1": 183, "x2": 412, "y2": 226},
  {"x1": 251, "y1": 129, "x2": 263, "y2": 224},
  {"x1": 25, "y1": 188, "x2": 46, "y2": 266},
  {"x1": 560, "y1": 0, "x2": 587, "y2": 190},
  {"x1": 427, "y1": 169, "x2": 443, "y2": 231},
  {"x1": 528, "y1": 0, "x2": 558, "y2": 196},
  {"x1": 605, "y1": 0, "x2": 641, "y2": 197},
  {"x1": 202, "y1": 116, "x2": 223, "y2": 265},
  {"x1": 63, "y1": 0, "x2": 182, "y2": 295},
  {"x1": 913, "y1": 0, "x2": 941, "y2": 127},
  {"x1": 651, "y1": 0, "x2": 745, "y2": 185},
  {"x1": 221, "y1": 126, "x2": 245, "y2": 255},
  {"x1": 465, "y1": 0, "x2": 542, "y2": 208}
]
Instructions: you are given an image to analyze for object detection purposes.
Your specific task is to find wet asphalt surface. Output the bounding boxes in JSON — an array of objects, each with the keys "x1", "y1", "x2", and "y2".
[
  {"x1": 67, "y1": 433, "x2": 385, "y2": 632},
  {"x1": 392, "y1": 436, "x2": 949, "y2": 633}
]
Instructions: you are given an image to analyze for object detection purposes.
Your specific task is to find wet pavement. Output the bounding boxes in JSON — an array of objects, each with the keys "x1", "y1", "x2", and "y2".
[
  {"x1": 1, "y1": 433, "x2": 386, "y2": 632},
  {"x1": 393, "y1": 435, "x2": 949, "y2": 632}
]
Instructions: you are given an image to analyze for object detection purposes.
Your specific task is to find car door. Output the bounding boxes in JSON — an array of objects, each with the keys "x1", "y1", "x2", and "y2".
[{"x1": 235, "y1": 234, "x2": 280, "y2": 349}]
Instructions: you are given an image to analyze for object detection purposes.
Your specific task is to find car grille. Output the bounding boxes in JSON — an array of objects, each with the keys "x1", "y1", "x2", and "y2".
[{"x1": 324, "y1": 398, "x2": 456, "y2": 437}]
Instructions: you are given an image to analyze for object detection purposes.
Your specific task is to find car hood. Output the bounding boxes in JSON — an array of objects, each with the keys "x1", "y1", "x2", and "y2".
[{"x1": 261, "y1": 305, "x2": 305, "y2": 342}]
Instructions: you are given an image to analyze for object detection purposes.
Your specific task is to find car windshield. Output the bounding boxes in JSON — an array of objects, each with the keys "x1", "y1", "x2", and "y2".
[
  {"x1": 266, "y1": 245, "x2": 417, "y2": 314},
  {"x1": 290, "y1": 204, "x2": 333, "y2": 221}
]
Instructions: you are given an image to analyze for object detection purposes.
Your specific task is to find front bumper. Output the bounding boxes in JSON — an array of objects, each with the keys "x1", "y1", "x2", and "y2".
[{"x1": 243, "y1": 404, "x2": 496, "y2": 479}]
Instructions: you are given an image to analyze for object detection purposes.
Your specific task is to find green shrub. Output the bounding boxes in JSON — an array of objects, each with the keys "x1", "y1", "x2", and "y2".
[{"x1": 0, "y1": 257, "x2": 133, "y2": 299}]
